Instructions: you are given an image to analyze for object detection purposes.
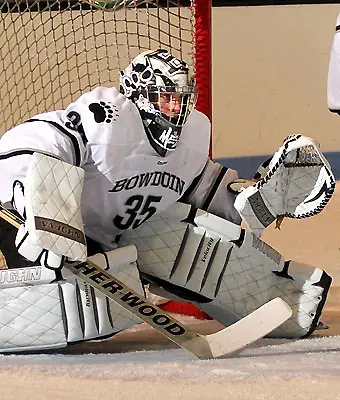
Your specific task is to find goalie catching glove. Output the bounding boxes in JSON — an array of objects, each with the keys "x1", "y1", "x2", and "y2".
[
  {"x1": 233, "y1": 135, "x2": 335, "y2": 237},
  {"x1": 13, "y1": 153, "x2": 87, "y2": 270}
]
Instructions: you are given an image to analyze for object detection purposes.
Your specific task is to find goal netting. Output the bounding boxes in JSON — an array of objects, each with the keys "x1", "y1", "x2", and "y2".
[{"x1": 0, "y1": 0, "x2": 211, "y2": 135}]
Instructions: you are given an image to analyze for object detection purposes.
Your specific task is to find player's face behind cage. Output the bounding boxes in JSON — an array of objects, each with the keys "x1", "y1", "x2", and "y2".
[
  {"x1": 119, "y1": 49, "x2": 198, "y2": 156},
  {"x1": 147, "y1": 86, "x2": 198, "y2": 126}
]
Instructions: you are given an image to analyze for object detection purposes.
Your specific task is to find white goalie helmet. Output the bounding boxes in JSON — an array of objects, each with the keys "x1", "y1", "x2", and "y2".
[{"x1": 119, "y1": 49, "x2": 198, "y2": 156}]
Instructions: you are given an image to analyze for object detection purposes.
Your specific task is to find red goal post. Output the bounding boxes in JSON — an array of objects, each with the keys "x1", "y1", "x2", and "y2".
[{"x1": 0, "y1": 0, "x2": 212, "y2": 318}]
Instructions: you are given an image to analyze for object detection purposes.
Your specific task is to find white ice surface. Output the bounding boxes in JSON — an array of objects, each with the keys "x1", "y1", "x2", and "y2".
[{"x1": 1, "y1": 317, "x2": 340, "y2": 382}]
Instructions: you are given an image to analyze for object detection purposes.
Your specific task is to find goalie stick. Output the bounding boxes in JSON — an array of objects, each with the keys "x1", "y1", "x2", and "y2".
[{"x1": 0, "y1": 203, "x2": 292, "y2": 359}]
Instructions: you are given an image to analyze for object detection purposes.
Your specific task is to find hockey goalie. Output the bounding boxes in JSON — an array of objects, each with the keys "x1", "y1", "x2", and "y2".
[{"x1": 0, "y1": 49, "x2": 335, "y2": 353}]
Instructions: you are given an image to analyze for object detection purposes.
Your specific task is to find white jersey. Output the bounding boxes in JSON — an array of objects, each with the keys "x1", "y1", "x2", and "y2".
[
  {"x1": 0, "y1": 87, "x2": 240, "y2": 250},
  {"x1": 328, "y1": 14, "x2": 340, "y2": 111}
]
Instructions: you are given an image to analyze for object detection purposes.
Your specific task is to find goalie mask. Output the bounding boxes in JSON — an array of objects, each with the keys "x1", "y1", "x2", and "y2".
[{"x1": 119, "y1": 49, "x2": 198, "y2": 157}]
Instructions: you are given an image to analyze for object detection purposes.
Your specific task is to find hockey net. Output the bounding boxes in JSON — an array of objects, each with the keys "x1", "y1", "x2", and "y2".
[
  {"x1": 0, "y1": 0, "x2": 212, "y2": 318},
  {"x1": 0, "y1": 0, "x2": 211, "y2": 134}
]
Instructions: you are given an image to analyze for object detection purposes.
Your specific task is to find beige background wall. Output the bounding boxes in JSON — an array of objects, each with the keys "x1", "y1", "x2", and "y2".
[
  {"x1": 211, "y1": 5, "x2": 340, "y2": 287},
  {"x1": 212, "y1": 4, "x2": 340, "y2": 158}
]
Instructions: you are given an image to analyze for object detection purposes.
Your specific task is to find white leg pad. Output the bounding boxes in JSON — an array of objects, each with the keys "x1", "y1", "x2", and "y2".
[
  {"x1": 61, "y1": 258, "x2": 143, "y2": 342},
  {"x1": 120, "y1": 202, "x2": 331, "y2": 338},
  {"x1": 0, "y1": 249, "x2": 144, "y2": 353},
  {"x1": 0, "y1": 284, "x2": 66, "y2": 352}
]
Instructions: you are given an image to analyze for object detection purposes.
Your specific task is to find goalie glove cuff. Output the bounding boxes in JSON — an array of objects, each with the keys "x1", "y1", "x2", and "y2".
[{"x1": 234, "y1": 185, "x2": 275, "y2": 237}]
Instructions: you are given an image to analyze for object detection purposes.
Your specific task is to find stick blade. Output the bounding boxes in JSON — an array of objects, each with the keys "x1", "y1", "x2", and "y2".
[{"x1": 193, "y1": 297, "x2": 292, "y2": 359}]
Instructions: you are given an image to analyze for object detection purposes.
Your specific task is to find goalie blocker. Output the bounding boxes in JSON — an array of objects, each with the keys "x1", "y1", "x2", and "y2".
[{"x1": 119, "y1": 202, "x2": 331, "y2": 338}]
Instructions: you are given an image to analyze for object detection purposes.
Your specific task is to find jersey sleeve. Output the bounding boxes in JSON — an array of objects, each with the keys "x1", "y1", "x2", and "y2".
[
  {"x1": 0, "y1": 108, "x2": 89, "y2": 205},
  {"x1": 178, "y1": 110, "x2": 241, "y2": 225},
  {"x1": 328, "y1": 14, "x2": 340, "y2": 112},
  {"x1": 62, "y1": 86, "x2": 144, "y2": 178},
  {"x1": 0, "y1": 87, "x2": 111, "y2": 204},
  {"x1": 0, "y1": 86, "x2": 137, "y2": 204},
  {"x1": 180, "y1": 159, "x2": 242, "y2": 225}
]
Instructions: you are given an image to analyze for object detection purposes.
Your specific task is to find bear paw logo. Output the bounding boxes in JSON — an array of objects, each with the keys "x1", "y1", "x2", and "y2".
[{"x1": 89, "y1": 101, "x2": 119, "y2": 123}]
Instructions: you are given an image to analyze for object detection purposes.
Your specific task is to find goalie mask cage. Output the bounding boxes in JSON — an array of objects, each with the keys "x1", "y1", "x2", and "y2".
[{"x1": 0, "y1": 0, "x2": 212, "y2": 319}]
